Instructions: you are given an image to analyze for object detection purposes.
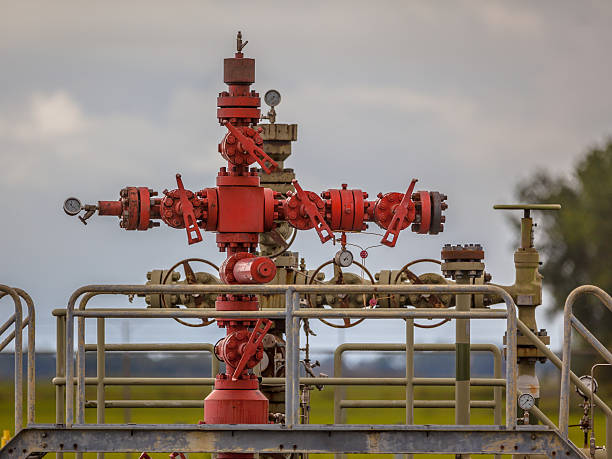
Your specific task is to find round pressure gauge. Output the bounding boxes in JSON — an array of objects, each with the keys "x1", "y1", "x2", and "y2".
[
  {"x1": 518, "y1": 393, "x2": 535, "y2": 411},
  {"x1": 334, "y1": 249, "x2": 354, "y2": 268},
  {"x1": 264, "y1": 89, "x2": 281, "y2": 107},
  {"x1": 63, "y1": 197, "x2": 82, "y2": 216},
  {"x1": 576, "y1": 375, "x2": 598, "y2": 398}
]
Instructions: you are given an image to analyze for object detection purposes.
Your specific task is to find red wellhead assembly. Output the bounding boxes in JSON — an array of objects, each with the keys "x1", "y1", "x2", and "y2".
[{"x1": 63, "y1": 32, "x2": 447, "y2": 458}]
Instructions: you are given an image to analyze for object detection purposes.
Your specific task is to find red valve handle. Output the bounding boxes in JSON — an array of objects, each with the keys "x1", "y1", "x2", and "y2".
[
  {"x1": 380, "y1": 179, "x2": 418, "y2": 248},
  {"x1": 175, "y1": 174, "x2": 203, "y2": 245},
  {"x1": 223, "y1": 121, "x2": 279, "y2": 174},
  {"x1": 292, "y1": 179, "x2": 334, "y2": 243},
  {"x1": 231, "y1": 318, "x2": 273, "y2": 381}
]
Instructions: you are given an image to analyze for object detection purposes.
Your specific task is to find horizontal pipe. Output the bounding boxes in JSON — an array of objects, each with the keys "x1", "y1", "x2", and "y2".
[
  {"x1": 73, "y1": 309, "x2": 285, "y2": 318},
  {"x1": 340, "y1": 400, "x2": 496, "y2": 409},
  {"x1": 66, "y1": 307, "x2": 505, "y2": 320},
  {"x1": 85, "y1": 400, "x2": 204, "y2": 408},
  {"x1": 62, "y1": 283, "x2": 522, "y2": 296},
  {"x1": 83, "y1": 343, "x2": 215, "y2": 352},
  {"x1": 295, "y1": 310, "x2": 506, "y2": 319},
  {"x1": 54, "y1": 376, "x2": 505, "y2": 387}
]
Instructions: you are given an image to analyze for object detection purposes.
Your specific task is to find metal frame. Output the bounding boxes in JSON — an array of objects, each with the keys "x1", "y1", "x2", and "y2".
[
  {"x1": 0, "y1": 285, "x2": 36, "y2": 434},
  {"x1": 332, "y1": 342, "x2": 503, "y2": 424},
  {"x1": 3, "y1": 282, "x2": 606, "y2": 458},
  {"x1": 559, "y1": 285, "x2": 612, "y2": 456},
  {"x1": 4, "y1": 424, "x2": 587, "y2": 457},
  {"x1": 60, "y1": 283, "x2": 518, "y2": 430}
]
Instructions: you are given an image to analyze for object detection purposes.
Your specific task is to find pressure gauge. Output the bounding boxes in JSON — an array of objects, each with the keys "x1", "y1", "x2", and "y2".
[
  {"x1": 264, "y1": 89, "x2": 281, "y2": 107},
  {"x1": 576, "y1": 375, "x2": 598, "y2": 398},
  {"x1": 518, "y1": 393, "x2": 535, "y2": 411},
  {"x1": 63, "y1": 197, "x2": 82, "y2": 216},
  {"x1": 334, "y1": 249, "x2": 354, "y2": 268}
]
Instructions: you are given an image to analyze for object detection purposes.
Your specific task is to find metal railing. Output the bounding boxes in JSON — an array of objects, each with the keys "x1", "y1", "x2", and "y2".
[
  {"x1": 559, "y1": 285, "x2": 612, "y2": 458},
  {"x1": 60, "y1": 283, "x2": 518, "y2": 430},
  {"x1": 332, "y1": 342, "x2": 503, "y2": 424},
  {"x1": 0, "y1": 285, "x2": 35, "y2": 434}
]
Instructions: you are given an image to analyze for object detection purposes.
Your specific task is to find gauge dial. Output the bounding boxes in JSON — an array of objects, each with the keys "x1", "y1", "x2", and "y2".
[
  {"x1": 63, "y1": 197, "x2": 82, "y2": 216},
  {"x1": 264, "y1": 89, "x2": 281, "y2": 107},
  {"x1": 518, "y1": 393, "x2": 535, "y2": 411},
  {"x1": 334, "y1": 249, "x2": 354, "y2": 268},
  {"x1": 576, "y1": 375, "x2": 598, "y2": 398}
]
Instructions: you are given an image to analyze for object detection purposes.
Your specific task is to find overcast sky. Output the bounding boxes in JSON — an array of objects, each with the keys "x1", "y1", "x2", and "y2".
[{"x1": 1, "y1": 1, "x2": 611, "y2": 354}]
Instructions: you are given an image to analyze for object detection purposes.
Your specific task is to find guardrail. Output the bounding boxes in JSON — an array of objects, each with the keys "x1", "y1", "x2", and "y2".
[
  {"x1": 60, "y1": 283, "x2": 518, "y2": 431},
  {"x1": 559, "y1": 285, "x2": 612, "y2": 459},
  {"x1": 0, "y1": 286, "x2": 35, "y2": 434}
]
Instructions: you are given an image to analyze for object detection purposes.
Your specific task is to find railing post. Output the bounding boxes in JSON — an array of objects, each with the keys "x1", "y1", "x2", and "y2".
[
  {"x1": 505, "y1": 296, "x2": 517, "y2": 429},
  {"x1": 55, "y1": 313, "x2": 65, "y2": 459},
  {"x1": 96, "y1": 317, "x2": 105, "y2": 459},
  {"x1": 284, "y1": 288, "x2": 300, "y2": 427},
  {"x1": 405, "y1": 318, "x2": 414, "y2": 459}
]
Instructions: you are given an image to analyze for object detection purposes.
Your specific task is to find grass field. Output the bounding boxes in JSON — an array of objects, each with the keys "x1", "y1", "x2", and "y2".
[{"x1": 0, "y1": 382, "x2": 608, "y2": 459}]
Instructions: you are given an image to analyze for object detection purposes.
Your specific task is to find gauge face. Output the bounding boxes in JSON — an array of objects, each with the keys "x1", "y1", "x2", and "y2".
[
  {"x1": 264, "y1": 89, "x2": 281, "y2": 107},
  {"x1": 577, "y1": 375, "x2": 598, "y2": 398},
  {"x1": 518, "y1": 393, "x2": 535, "y2": 411},
  {"x1": 63, "y1": 197, "x2": 82, "y2": 216},
  {"x1": 335, "y1": 249, "x2": 354, "y2": 268}
]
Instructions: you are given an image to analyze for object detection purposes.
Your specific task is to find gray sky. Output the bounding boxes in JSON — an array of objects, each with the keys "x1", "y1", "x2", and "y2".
[{"x1": 1, "y1": 1, "x2": 611, "y2": 352}]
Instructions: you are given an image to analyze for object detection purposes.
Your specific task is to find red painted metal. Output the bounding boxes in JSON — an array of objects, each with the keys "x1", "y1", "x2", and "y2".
[
  {"x1": 380, "y1": 179, "x2": 418, "y2": 247},
  {"x1": 78, "y1": 33, "x2": 448, "y2": 452}
]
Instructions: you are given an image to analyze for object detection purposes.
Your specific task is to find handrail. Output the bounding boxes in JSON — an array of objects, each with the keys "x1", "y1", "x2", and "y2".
[
  {"x1": 333, "y1": 342, "x2": 502, "y2": 425},
  {"x1": 62, "y1": 283, "x2": 518, "y2": 429},
  {"x1": 0, "y1": 285, "x2": 24, "y2": 434},
  {"x1": 558, "y1": 285, "x2": 612, "y2": 447},
  {"x1": 1, "y1": 288, "x2": 36, "y2": 427}
]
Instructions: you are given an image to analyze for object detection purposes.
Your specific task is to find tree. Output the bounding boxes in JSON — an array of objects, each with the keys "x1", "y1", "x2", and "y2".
[{"x1": 516, "y1": 140, "x2": 612, "y2": 350}]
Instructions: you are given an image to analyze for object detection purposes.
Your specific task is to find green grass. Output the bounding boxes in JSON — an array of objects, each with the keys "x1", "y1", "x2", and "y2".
[{"x1": 0, "y1": 383, "x2": 607, "y2": 458}]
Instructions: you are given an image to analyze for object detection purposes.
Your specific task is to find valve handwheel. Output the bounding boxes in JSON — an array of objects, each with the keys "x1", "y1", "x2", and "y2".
[
  {"x1": 161, "y1": 257, "x2": 220, "y2": 327},
  {"x1": 306, "y1": 259, "x2": 377, "y2": 329},
  {"x1": 394, "y1": 258, "x2": 450, "y2": 329}
]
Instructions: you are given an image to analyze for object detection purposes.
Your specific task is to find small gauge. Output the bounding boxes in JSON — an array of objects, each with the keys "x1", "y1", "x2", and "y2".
[
  {"x1": 518, "y1": 393, "x2": 535, "y2": 411},
  {"x1": 264, "y1": 89, "x2": 281, "y2": 107},
  {"x1": 334, "y1": 249, "x2": 354, "y2": 268},
  {"x1": 63, "y1": 197, "x2": 82, "y2": 216},
  {"x1": 576, "y1": 375, "x2": 598, "y2": 398}
]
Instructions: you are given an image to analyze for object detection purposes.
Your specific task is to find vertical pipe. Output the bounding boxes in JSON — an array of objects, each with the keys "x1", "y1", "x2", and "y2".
[
  {"x1": 77, "y1": 314, "x2": 86, "y2": 425},
  {"x1": 455, "y1": 280, "x2": 471, "y2": 429},
  {"x1": 606, "y1": 415, "x2": 612, "y2": 459},
  {"x1": 493, "y1": 346, "x2": 502, "y2": 459},
  {"x1": 290, "y1": 290, "x2": 301, "y2": 426},
  {"x1": 333, "y1": 346, "x2": 345, "y2": 422},
  {"x1": 559, "y1": 308, "x2": 573, "y2": 438},
  {"x1": 20, "y1": 291, "x2": 36, "y2": 426},
  {"x1": 56, "y1": 315, "x2": 65, "y2": 459},
  {"x1": 506, "y1": 296, "x2": 518, "y2": 429},
  {"x1": 285, "y1": 288, "x2": 298, "y2": 427},
  {"x1": 333, "y1": 344, "x2": 347, "y2": 459},
  {"x1": 76, "y1": 313, "x2": 85, "y2": 459},
  {"x1": 66, "y1": 305, "x2": 74, "y2": 426},
  {"x1": 96, "y1": 318, "x2": 105, "y2": 459},
  {"x1": 405, "y1": 318, "x2": 414, "y2": 459}
]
